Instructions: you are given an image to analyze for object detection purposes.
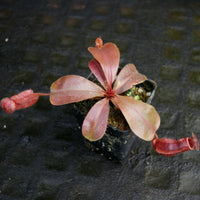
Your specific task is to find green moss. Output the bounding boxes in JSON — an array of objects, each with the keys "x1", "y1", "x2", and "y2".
[
  {"x1": 12, "y1": 71, "x2": 36, "y2": 84},
  {"x1": 42, "y1": 73, "x2": 60, "y2": 86},
  {"x1": 32, "y1": 33, "x2": 48, "y2": 43},
  {"x1": 193, "y1": 31, "x2": 200, "y2": 43},
  {"x1": 164, "y1": 46, "x2": 181, "y2": 60},
  {"x1": 60, "y1": 35, "x2": 75, "y2": 46},
  {"x1": 167, "y1": 28, "x2": 184, "y2": 40},
  {"x1": 24, "y1": 51, "x2": 41, "y2": 63},
  {"x1": 119, "y1": 6, "x2": 134, "y2": 17},
  {"x1": 115, "y1": 22, "x2": 131, "y2": 34},
  {"x1": 169, "y1": 11, "x2": 184, "y2": 22},
  {"x1": 125, "y1": 85, "x2": 149, "y2": 102},
  {"x1": 77, "y1": 57, "x2": 90, "y2": 69},
  {"x1": 90, "y1": 20, "x2": 106, "y2": 31},
  {"x1": 160, "y1": 65, "x2": 180, "y2": 81},
  {"x1": 95, "y1": 4, "x2": 109, "y2": 15},
  {"x1": 134, "y1": 95, "x2": 140, "y2": 100},
  {"x1": 71, "y1": 2, "x2": 86, "y2": 11},
  {"x1": 190, "y1": 49, "x2": 200, "y2": 63},
  {"x1": 39, "y1": 14, "x2": 55, "y2": 25},
  {"x1": 194, "y1": 14, "x2": 200, "y2": 24},
  {"x1": 126, "y1": 91, "x2": 132, "y2": 96},
  {"x1": 65, "y1": 17, "x2": 81, "y2": 28},
  {"x1": 51, "y1": 53, "x2": 68, "y2": 66},
  {"x1": 0, "y1": 9, "x2": 12, "y2": 19},
  {"x1": 157, "y1": 86, "x2": 178, "y2": 104},
  {"x1": 189, "y1": 70, "x2": 200, "y2": 84},
  {"x1": 187, "y1": 90, "x2": 200, "y2": 107}
]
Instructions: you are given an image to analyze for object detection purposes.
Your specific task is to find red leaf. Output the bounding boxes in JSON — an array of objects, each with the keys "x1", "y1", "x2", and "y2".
[
  {"x1": 50, "y1": 75, "x2": 104, "y2": 105},
  {"x1": 88, "y1": 42, "x2": 120, "y2": 89},
  {"x1": 82, "y1": 98, "x2": 110, "y2": 141},
  {"x1": 111, "y1": 95, "x2": 160, "y2": 141},
  {"x1": 88, "y1": 59, "x2": 107, "y2": 89},
  {"x1": 113, "y1": 64, "x2": 147, "y2": 94}
]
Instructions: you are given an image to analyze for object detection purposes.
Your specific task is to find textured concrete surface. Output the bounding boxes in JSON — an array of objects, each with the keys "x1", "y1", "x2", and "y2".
[{"x1": 0, "y1": 0, "x2": 200, "y2": 200}]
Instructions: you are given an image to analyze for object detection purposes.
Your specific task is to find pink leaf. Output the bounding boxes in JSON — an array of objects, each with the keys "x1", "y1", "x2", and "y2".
[
  {"x1": 113, "y1": 64, "x2": 147, "y2": 94},
  {"x1": 50, "y1": 75, "x2": 104, "y2": 105},
  {"x1": 111, "y1": 95, "x2": 160, "y2": 141},
  {"x1": 88, "y1": 42, "x2": 120, "y2": 89},
  {"x1": 82, "y1": 98, "x2": 110, "y2": 141},
  {"x1": 88, "y1": 59, "x2": 107, "y2": 89}
]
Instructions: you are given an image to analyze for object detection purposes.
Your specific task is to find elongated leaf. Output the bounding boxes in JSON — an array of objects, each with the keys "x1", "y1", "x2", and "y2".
[
  {"x1": 88, "y1": 59, "x2": 107, "y2": 89},
  {"x1": 113, "y1": 64, "x2": 147, "y2": 94},
  {"x1": 50, "y1": 75, "x2": 104, "y2": 105},
  {"x1": 111, "y1": 95, "x2": 160, "y2": 141},
  {"x1": 82, "y1": 98, "x2": 110, "y2": 141},
  {"x1": 88, "y1": 42, "x2": 120, "y2": 88}
]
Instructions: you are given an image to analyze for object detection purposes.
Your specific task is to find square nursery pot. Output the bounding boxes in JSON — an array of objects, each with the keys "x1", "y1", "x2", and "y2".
[{"x1": 74, "y1": 73, "x2": 157, "y2": 164}]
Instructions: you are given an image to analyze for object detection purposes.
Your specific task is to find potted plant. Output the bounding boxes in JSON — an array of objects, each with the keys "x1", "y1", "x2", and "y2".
[
  {"x1": 73, "y1": 70, "x2": 158, "y2": 163},
  {"x1": 1, "y1": 38, "x2": 199, "y2": 163}
]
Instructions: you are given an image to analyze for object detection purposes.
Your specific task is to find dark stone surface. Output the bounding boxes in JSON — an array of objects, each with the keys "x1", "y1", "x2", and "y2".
[{"x1": 0, "y1": 0, "x2": 200, "y2": 200}]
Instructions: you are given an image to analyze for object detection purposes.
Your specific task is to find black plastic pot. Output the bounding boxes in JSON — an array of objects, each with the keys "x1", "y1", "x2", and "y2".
[{"x1": 74, "y1": 75, "x2": 157, "y2": 164}]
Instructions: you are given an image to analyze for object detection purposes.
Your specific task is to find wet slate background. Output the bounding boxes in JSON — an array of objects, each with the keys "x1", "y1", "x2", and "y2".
[{"x1": 0, "y1": 0, "x2": 200, "y2": 200}]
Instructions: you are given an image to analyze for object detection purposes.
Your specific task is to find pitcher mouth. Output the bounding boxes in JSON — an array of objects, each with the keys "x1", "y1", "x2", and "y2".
[{"x1": 187, "y1": 133, "x2": 199, "y2": 151}]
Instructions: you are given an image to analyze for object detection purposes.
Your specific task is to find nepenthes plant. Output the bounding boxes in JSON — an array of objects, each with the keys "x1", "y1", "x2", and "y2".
[{"x1": 0, "y1": 37, "x2": 199, "y2": 157}]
